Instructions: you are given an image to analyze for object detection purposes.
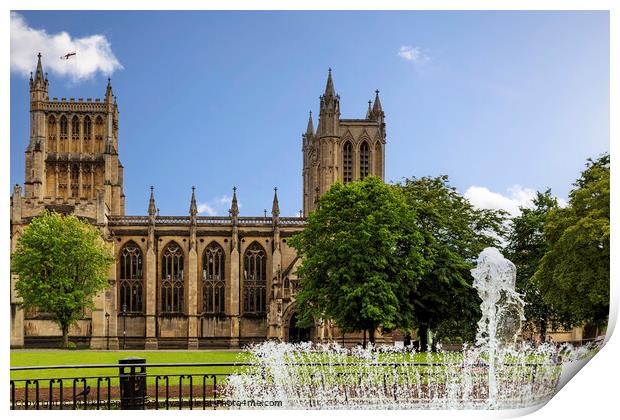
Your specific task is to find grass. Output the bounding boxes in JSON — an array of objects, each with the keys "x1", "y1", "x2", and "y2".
[
  {"x1": 10, "y1": 348, "x2": 559, "y2": 389},
  {"x1": 9, "y1": 350, "x2": 455, "y2": 388},
  {"x1": 10, "y1": 350, "x2": 250, "y2": 386}
]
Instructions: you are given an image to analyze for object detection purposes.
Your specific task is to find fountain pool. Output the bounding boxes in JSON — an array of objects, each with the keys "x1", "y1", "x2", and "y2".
[{"x1": 224, "y1": 247, "x2": 598, "y2": 409}]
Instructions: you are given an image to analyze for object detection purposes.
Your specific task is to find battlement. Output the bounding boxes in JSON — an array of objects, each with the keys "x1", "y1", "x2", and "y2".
[
  {"x1": 50, "y1": 97, "x2": 103, "y2": 103},
  {"x1": 40, "y1": 98, "x2": 111, "y2": 112}
]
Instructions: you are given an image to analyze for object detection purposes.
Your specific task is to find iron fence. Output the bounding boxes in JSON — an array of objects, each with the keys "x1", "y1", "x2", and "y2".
[
  {"x1": 10, "y1": 359, "x2": 560, "y2": 410},
  {"x1": 10, "y1": 359, "x2": 250, "y2": 410}
]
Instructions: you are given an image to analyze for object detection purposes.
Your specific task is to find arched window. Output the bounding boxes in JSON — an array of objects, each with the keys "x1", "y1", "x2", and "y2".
[
  {"x1": 161, "y1": 241, "x2": 185, "y2": 313},
  {"x1": 48, "y1": 116, "x2": 57, "y2": 152},
  {"x1": 48, "y1": 116, "x2": 57, "y2": 140},
  {"x1": 119, "y1": 241, "x2": 144, "y2": 313},
  {"x1": 343, "y1": 141, "x2": 353, "y2": 183},
  {"x1": 202, "y1": 242, "x2": 225, "y2": 314},
  {"x1": 360, "y1": 141, "x2": 370, "y2": 180},
  {"x1": 374, "y1": 142, "x2": 382, "y2": 176},
  {"x1": 95, "y1": 116, "x2": 104, "y2": 140},
  {"x1": 83, "y1": 116, "x2": 92, "y2": 140},
  {"x1": 71, "y1": 116, "x2": 80, "y2": 140},
  {"x1": 70, "y1": 164, "x2": 79, "y2": 197},
  {"x1": 243, "y1": 242, "x2": 267, "y2": 314},
  {"x1": 60, "y1": 116, "x2": 68, "y2": 140}
]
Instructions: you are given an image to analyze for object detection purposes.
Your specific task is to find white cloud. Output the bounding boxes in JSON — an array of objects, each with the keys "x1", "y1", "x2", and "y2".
[
  {"x1": 397, "y1": 45, "x2": 430, "y2": 64},
  {"x1": 197, "y1": 195, "x2": 240, "y2": 216},
  {"x1": 10, "y1": 12, "x2": 123, "y2": 81},
  {"x1": 464, "y1": 185, "x2": 537, "y2": 218},
  {"x1": 464, "y1": 185, "x2": 568, "y2": 217},
  {"x1": 197, "y1": 203, "x2": 217, "y2": 216}
]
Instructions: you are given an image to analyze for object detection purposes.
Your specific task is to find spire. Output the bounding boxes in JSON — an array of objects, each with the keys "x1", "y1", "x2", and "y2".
[
  {"x1": 31, "y1": 53, "x2": 47, "y2": 95},
  {"x1": 189, "y1": 186, "x2": 197, "y2": 217},
  {"x1": 272, "y1": 187, "x2": 280, "y2": 218},
  {"x1": 318, "y1": 68, "x2": 340, "y2": 136},
  {"x1": 306, "y1": 111, "x2": 314, "y2": 136},
  {"x1": 34, "y1": 53, "x2": 45, "y2": 85},
  {"x1": 372, "y1": 89, "x2": 383, "y2": 114},
  {"x1": 366, "y1": 100, "x2": 372, "y2": 119},
  {"x1": 148, "y1": 186, "x2": 157, "y2": 217},
  {"x1": 230, "y1": 186, "x2": 239, "y2": 219},
  {"x1": 105, "y1": 78, "x2": 113, "y2": 102},
  {"x1": 324, "y1": 68, "x2": 335, "y2": 97}
]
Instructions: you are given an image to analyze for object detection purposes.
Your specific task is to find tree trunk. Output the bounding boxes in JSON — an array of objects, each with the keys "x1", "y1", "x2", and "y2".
[
  {"x1": 539, "y1": 317, "x2": 547, "y2": 344},
  {"x1": 363, "y1": 329, "x2": 367, "y2": 349},
  {"x1": 62, "y1": 324, "x2": 69, "y2": 348},
  {"x1": 369, "y1": 327, "x2": 376, "y2": 346},
  {"x1": 419, "y1": 325, "x2": 429, "y2": 352}
]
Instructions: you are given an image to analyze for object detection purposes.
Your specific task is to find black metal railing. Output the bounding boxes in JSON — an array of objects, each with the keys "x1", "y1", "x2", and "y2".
[
  {"x1": 10, "y1": 359, "x2": 561, "y2": 410},
  {"x1": 10, "y1": 359, "x2": 250, "y2": 410}
]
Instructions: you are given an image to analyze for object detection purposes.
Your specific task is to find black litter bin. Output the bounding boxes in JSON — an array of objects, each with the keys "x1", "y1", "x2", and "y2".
[{"x1": 119, "y1": 357, "x2": 147, "y2": 409}]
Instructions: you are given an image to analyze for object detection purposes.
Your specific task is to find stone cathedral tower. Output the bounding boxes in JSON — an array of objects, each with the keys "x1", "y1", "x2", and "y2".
[
  {"x1": 18, "y1": 53, "x2": 125, "y2": 220},
  {"x1": 302, "y1": 69, "x2": 386, "y2": 215}
]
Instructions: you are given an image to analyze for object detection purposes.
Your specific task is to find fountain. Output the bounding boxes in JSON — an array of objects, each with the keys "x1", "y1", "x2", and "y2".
[
  {"x1": 471, "y1": 247, "x2": 526, "y2": 407},
  {"x1": 224, "y1": 248, "x2": 589, "y2": 409}
]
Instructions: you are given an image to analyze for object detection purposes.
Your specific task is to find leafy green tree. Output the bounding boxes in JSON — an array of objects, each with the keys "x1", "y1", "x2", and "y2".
[
  {"x1": 506, "y1": 190, "x2": 564, "y2": 342},
  {"x1": 11, "y1": 210, "x2": 114, "y2": 347},
  {"x1": 398, "y1": 176, "x2": 507, "y2": 350},
  {"x1": 533, "y1": 154, "x2": 610, "y2": 329},
  {"x1": 289, "y1": 176, "x2": 427, "y2": 345}
]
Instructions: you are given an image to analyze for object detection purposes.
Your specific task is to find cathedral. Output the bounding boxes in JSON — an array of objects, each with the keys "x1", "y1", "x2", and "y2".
[{"x1": 10, "y1": 55, "x2": 388, "y2": 349}]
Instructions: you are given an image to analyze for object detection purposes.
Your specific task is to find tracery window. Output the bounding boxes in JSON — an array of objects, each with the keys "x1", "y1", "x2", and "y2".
[
  {"x1": 70, "y1": 164, "x2": 79, "y2": 198},
  {"x1": 84, "y1": 116, "x2": 92, "y2": 140},
  {"x1": 202, "y1": 242, "x2": 225, "y2": 314},
  {"x1": 48, "y1": 116, "x2": 57, "y2": 151},
  {"x1": 343, "y1": 141, "x2": 353, "y2": 183},
  {"x1": 48, "y1": 116, "x2": 57, "y2": 140},
  {"x1": 71, "y1": 116, "x2": 80, "y2": 140},
  {"x1": 243, "y1": 242, "x2": 267, "y2": 314},
  {"x1": 360, "y1": 141, "x2": 370, "y2": 180},
  {"x1": 60, "y1": 116, "x2": 68, "y2": 140},
  {"x1": 161, "y1": 241, "x2": 185, "y2": 313},
  {"x1": 119, "y1": 241, "x2": 144, "y2": 313},
  {"x1": 95, "y1": 116, "x2": 104, "y2": 140}
]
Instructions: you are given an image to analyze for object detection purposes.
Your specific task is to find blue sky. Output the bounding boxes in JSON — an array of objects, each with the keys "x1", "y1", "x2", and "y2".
[{"x1": 10, "y1": 11, "x2": 609, "y2": 217}]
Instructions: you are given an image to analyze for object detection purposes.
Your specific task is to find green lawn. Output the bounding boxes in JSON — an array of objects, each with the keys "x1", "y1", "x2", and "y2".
[
  {"x1": 9, "y1": 349, "x2": 455, "y2": 387},
  {"x1": 10, "y1": 350, "x2": 250, "y2": 385},
  {"x1": 10, "y1": 349, "x2": 560, "y2": 391}
]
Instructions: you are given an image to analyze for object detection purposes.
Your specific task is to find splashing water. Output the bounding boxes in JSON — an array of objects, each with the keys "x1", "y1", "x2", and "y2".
[
  {"x1": 224, "y1": 247, "x2": 599, "y2": 409},
  {"x1": 471, "y1": 247, "x2": 526, "y2": 407}
]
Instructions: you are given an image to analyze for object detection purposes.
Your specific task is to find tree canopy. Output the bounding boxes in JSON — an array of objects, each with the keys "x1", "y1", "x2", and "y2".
[
  {"x1": 12, "y1": 210, "x2": 114, "y2": 347},
  {"x1": 397, "y1": 176, "x2": 507, "y2": 349},
  {"x1": 506, "y1": 190, "x2": 564, "y2": 342},
  {"x1": 289, "y1": 176, "x2": 427, "y2": 344},
  {"x1": 533, "y1": 154, "x2": 610, "y2": 329}
]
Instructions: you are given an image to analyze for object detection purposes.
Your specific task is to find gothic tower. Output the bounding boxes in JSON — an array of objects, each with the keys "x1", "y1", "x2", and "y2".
[
  {"x1": 302, "y1": 69, "x2": 386, "y2": 216},
  {"x1": 17, "y1": 53, "x2": 125, "y2": 221}
]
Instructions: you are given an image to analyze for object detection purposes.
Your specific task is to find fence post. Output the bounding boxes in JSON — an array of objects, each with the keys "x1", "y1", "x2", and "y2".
[{"x1": 119, "y1": 357, "x2": 147, "y2": 409}]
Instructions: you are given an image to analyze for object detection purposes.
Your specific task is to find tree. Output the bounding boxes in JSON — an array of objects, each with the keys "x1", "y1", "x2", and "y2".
[
  {"x1": 398, "y1": 176, "x2": 507, "y2": 350},
  {"x1": 289, "y1": 176, "x2": 427, "y2": 346},
  {"x1": 533, "y1": 154, "x2": 610, "y2": 329},
  {"x1": 505, "y1": 190, "x2": 564, "y2": 342},
  {"x1": 11, "y1": 210, "x2": 114, "y2": 347}
]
